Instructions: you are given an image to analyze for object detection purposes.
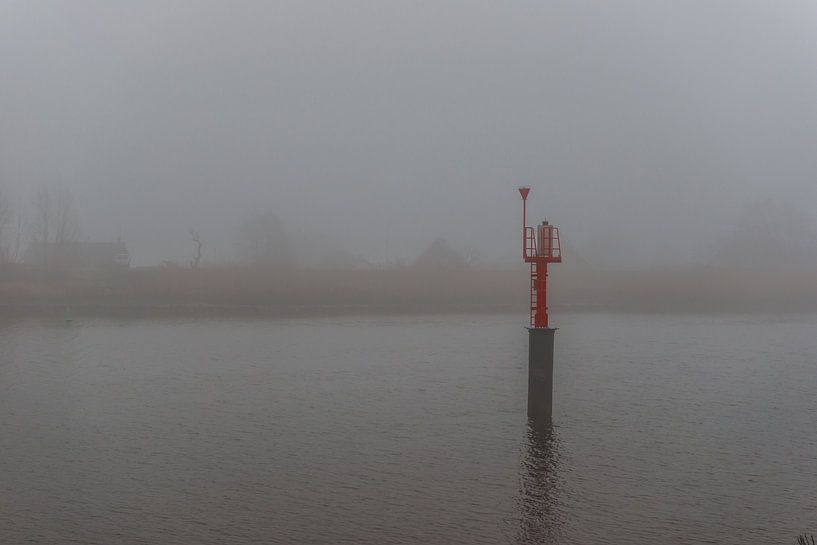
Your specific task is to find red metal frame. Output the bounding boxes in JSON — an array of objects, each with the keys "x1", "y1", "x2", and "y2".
[{"x1": 518, "y1": 187, "x2": 562, "y2": 328}]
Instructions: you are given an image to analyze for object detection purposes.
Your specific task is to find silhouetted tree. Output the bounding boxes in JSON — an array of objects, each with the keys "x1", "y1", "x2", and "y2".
[
  {"x1": 234, "y1": 211, "x2": 293, "y2": 267},
  {"x1": 29, "y1": 185, "x2": 79, "y2": 267},
  {"x1": 13, "y1": 197, "x2": 23, "y2": 263},
  {"x1": 54, "y1": 187, "x2": 78, "y2": 246},
  {"x1": 32, "y1": 186, "x2": 51, "y2": 264},
  {"x1": 189, "y1": 229, "x2": 203, "y2": 269},
  {"x1": 0, "y1": 185, "x2": 11, "y2": 263},
  {"x1": 462, "y1": 244, "x2": 482, "y2": 267}
]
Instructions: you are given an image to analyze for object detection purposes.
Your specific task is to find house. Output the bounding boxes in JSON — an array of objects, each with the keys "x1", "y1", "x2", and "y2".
[
  {"x1": 23, "y1": 241, "x2": 130, "y2": 270},
  {"x1": 412, "y1": 238, "x2": 468, "y2": 269}
]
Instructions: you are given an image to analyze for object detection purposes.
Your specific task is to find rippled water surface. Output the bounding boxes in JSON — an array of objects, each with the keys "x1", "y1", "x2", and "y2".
[{"x1": 1, "y1": 312, "x2": 816, "y2": 544}]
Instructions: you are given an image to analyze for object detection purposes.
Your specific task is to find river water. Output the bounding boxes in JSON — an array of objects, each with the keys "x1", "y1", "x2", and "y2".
[{"x1": 1, "y1": 312, "x2": 815, "y2": 544}]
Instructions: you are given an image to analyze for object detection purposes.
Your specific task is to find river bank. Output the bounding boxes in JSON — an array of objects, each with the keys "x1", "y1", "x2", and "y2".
[{"x1": 0, "y1": 265, "x2": 815, "y2": 317}]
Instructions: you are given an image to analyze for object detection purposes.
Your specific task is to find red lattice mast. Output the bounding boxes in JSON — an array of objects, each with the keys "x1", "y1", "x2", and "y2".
[{"x1": 518, "y1": 187, "x2": 562, "y2": 328}]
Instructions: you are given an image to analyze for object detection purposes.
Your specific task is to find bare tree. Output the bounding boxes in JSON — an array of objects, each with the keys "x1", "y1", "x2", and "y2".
[
  {"x1": 54, "y1": 187, "x2": 79, "y2": 246},
  {"x1": 30, "y1": 185, "x2": 79, "y2": 267},
  {"x1": 234, "y1": 211, "x2": 292, "y2": 267},
  {"x1": 32, "y1": 186, "x2": 52, "y2": 265},
  {"x1": 0, "y1": 185, "x2": 11, "y2": 264},
  {"x1": 189, "y1": 229, "x2": 203, "y2": 270},
  {"x1": 462, "y1": 245, "x2": 482, "y2": 268},
  {"x1": 13, "y1": 198, "x2": 23, "y2": 263}
]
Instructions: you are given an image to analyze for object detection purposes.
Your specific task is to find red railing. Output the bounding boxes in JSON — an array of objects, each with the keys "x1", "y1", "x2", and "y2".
[
  {"x1": 524, "y1": 226, "x2": 537, "y2": 261},
  {"x1": 519, "y1": 187, "x2": 562, "y2": 328},
  {"x1": 544, "y1": 227, "x2": 562, "y2": 261},
  {"x1": 524, "y1": 226, "x2": 561, "y2": 262},
  {"x1": 524, "y1": 225, "x2": 562, "y2": 327}
]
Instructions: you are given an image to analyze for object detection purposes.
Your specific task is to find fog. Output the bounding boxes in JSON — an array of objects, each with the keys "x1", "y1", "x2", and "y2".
[{"x1": 2, "y1": 1, "x2": 817, "y2": 267}]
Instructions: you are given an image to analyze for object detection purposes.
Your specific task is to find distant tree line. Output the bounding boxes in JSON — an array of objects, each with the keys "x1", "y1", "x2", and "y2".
[
  {"x1": 0, "y1": 184, "x2": 80, "y2": 269},
  {"x1": 184, "y1": 211, "x2": 293, "y2": 270}
]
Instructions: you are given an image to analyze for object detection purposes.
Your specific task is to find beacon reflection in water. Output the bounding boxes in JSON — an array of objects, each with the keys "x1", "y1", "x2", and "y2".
[{"x1": 515, "y1": 423, "x2": 563, "y2": 544}]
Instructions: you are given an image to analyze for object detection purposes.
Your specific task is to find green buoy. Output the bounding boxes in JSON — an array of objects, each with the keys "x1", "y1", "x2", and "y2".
[{"x1": 65, "y1": 304, "x2": 72, "y2": 323}]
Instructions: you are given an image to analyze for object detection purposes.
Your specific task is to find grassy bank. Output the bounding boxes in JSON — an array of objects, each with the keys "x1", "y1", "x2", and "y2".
[{"x1": 0, "y1": 265, "x2": 815, "y2": 316}]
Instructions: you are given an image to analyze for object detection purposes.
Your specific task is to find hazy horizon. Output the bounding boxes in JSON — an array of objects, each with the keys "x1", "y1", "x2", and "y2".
[{"x1": 3, "y1": 1, "x2": 817, "y2": 266}]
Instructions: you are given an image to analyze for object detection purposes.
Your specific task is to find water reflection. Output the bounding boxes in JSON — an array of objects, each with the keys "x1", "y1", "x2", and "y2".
[{"x1": 515, "y1": 421, "x2": 562, "y2": 544}]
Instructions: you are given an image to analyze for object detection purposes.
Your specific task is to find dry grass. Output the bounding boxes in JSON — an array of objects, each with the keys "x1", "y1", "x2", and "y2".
[
  {"x1": 551, "y1": 267, "x2": 817, "y2": 313},
  {"x1": 0, "y1": 264, "x2": 816, "y2": 314}
]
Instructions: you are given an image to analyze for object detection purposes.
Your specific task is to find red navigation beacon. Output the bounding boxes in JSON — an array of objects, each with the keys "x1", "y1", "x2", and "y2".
[{"x1": 518, "y1": 187, "x2": 562, "y2": 328}]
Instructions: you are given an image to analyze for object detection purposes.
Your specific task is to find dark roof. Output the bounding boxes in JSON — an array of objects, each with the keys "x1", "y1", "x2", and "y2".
[
  {"x1": 412, "y1": 238, "x2": 468, "y2": 269},
  {"x1": 23, "y1": 241, "x2": 129, "y2": 267}
]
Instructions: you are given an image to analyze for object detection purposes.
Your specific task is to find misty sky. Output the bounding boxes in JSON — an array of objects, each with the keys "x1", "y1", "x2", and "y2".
[{"x1": 2, "y1": 1, "x2": 817, "y2": 267}]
